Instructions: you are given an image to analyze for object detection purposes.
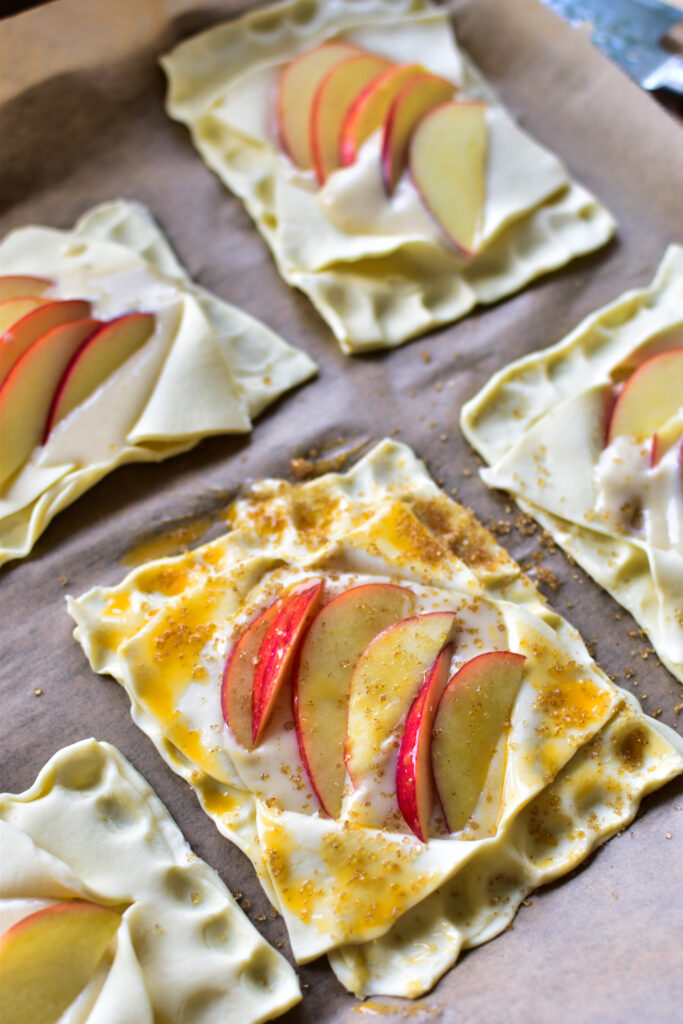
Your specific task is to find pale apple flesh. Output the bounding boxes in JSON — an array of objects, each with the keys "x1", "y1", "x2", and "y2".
[
  {"x1": 277, "y1": 42, "x2": 361, "y2": 170},
  {"x1": 311, "y1": 54, "x2": 392, "y2": 184},
  {"x1": 607, "y1": 348, "x2": 683, "y2": 445},
  {"x1": 0, "y1": 900, "x2": 120, "y2": 1024},
  {"x1": 396, "y1": 642, "x2": 453, "y2": 841},
  {"x1": 340, "y1": 63, "x2": 425, "y2": 167},
  {"x1": 222, "y1": 597, "x2": 283, "y2": 750},
  {"x1": 381, "y1": 73, "x2": 456, "y2": 194},
  {"x1": 44, "y1": 312, "x2": 155, "y2": 439},
  {"x1": 345, "y1": 611, "x2": 458, "y2": 784},
  {"x1": 0, "y1": 275, "x2": 52, "y2": 301},
  {"x1": 650, "y1": 410, "x2": 683, "y2": 467},
  {"x1": 0, "y1": 317, "x2": 101, "y2": 485},
  {"x1": 0, "y1": 298, "x2": 92, "y2": 388},
  {"x1": 409, "y1": 101, "x2": 488, "y2": 255},
  {"x1": 293, "y1": 582, "x2": 417, "y2": 817},
  {"x1": 0, "y1": 296, "x2": 50, "y2": 337},
  {"x1": 251, "y1": 579, "x2": 324, "y2": 744},
  {"x1": 432, "y1": 650, "x2": 525, "y2": 833}
]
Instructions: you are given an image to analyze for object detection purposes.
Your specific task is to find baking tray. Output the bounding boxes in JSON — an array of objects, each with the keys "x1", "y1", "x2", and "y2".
[{"x1": 1, "y1": 1, "x2": 682, "y2": 1020}]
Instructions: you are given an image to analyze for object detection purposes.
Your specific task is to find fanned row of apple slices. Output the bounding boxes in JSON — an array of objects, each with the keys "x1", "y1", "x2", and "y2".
[
  {"x1": 222, "y1": 580, "x2": 525, "y2": 842},
  {"x1": 0, "y1": 274, "x2": 155, "y2": 486},
  {"x1": 605, "y1": 347, "x2": 683, "y2": 467},
  {"x1": 276, "y1": 43, "x2": 488, "y2": 254},
  {"x1": 0, "y1": 901, "x2": 121, "y2": 1024}
]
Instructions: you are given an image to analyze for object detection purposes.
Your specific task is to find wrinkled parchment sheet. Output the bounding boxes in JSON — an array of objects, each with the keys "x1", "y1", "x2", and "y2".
[{"x1": 1, "y1": 1, "x2": 682, "y2": 1022}]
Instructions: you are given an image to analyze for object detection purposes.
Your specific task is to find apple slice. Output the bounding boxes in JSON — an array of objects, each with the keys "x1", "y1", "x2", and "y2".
[
  {"x1": 44, "y1": 312, "x2": 155, "y2": 439},
  {"x1": 650, "y1": 410, "x2": 683, "y2": 467},
  {"x1": 340, "y1": 63, "x2": 426, "y2": 167},
  {"x1": 293, "y1": 582, "x2": 417, "y2": 817},
  {"x1": 432, "y1": 650, "x2": 525, "y2": 833},
  {"x1": 607, "y1": 348, "x2": 683, "y2": 445},
  {"x1": 277, "y1": 42, "x2": 362, "y2": 170},
  {"x1": 0, "y1": 298, "x2": 92, "y2": 388},
  {"x1": 345, "y1": 611, "x2": 458, "y2": 784},
  {"x1": 0, "y1": 296, "x2": 51, "y2": 336},
  {"x1": 410, "y1": 102, "x2": 488, "y2": 255},
  {"x1": 0, "y1": 275, "x2": 52, "y2": 301},
  {"x1": 0, "y1": 317, "x2": 101, "y2": 485},
  {"x1": 222, "y1": 597, "x2": 283, "y2": 750},
  {"x1": 0, "y1": 901, "x2": 120, "y2": 1024},
  {"x1": 381, "y1": 73, "x2": 456, "y2": 194},
  {"x1": 251, "y1": 579, "x2": 324, "y2": 745},
  {"x1": 396, "y1": 643, "x2": 453, "y2": 841},
  {"x1": 311, "y1": 53, "x2": 393, "y2": 184}
]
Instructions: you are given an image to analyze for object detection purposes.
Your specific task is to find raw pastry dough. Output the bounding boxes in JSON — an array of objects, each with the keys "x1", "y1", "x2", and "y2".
[
  {"x1": 0, "y1": 738, "x2": 301, "y2": 1023},
  {"x1": 161, "y1": 0, "x2": 615, "y2": 353},
  {"x1": 461, "y1": 245, "x2": 683, "y2": 683},
  {"x1": 68, "y1": 440, "x2": 683, "y2": 998},
  {"x1": 0, "y1": 199, "x2": 316, "y2": 566}
]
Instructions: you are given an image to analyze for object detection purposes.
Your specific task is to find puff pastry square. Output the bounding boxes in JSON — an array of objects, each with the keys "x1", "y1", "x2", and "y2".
[
  {"x1": 0, "y1": 199, "x2": 316, "y2": 566},
  {"x1": 67, "y1": 440, "x2": 683, "y2": 998},
  {"x1": 462, "y1": 245, "x2": 683, "y2": 684},
  {"x1": 161, "y1": 0, "x2": 615, "y2": 353},
  {"x1": 0, "y1": 738, "x2": 301, "y2": 1023}
]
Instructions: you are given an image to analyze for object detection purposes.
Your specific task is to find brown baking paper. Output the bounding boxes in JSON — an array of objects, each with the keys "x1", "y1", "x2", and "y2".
[{"x1": 1, "y1": 1, "x2": 682, "y2": 1022}]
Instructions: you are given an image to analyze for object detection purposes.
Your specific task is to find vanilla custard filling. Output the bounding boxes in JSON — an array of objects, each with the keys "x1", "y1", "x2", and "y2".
[{"x1": 594, "y1": 436, "x2": 683, "y2": 554}]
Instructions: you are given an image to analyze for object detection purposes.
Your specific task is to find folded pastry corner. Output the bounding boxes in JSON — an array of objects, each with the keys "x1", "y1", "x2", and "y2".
[
  {"x1": 0, "y1": 737, "x2": 301, "y2": 1023},
  {"x1": 67, "y1": 439, "x2": 683, "y2": 998}
]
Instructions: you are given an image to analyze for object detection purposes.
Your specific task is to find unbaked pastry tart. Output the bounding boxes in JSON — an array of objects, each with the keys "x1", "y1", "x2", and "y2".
[
  {"x1": 68, "y1": 440, "x2": 683, "y2": 998},
  {"x1": 161, "y1": 0, "x2": 615, "y2": 353},
  {"x1": 0, "y1": 199, "x2": 316, "y2": 567},
  {"x1": 462, "y1": 245, "x2": 683, "y2": 684},
  {"x1": 0, "y1": 738, "x2": 300, "y2": 1023}
]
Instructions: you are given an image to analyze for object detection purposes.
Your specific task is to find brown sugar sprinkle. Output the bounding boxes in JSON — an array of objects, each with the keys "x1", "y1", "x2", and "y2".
[
  {"x1": 674, "y1": 703, "x2": 683, "y2": 715},
  {"x1": 421, "y1": 350, "x2": 431, "y2": 363},
  {"x1": 290, "y1": 457, "x2": 313, "y2": 479},
  {"x1": 58, "y1": 575, "x2": 68, "y2": 586},
  {"x1": 534, "y1": 566, "x2": 560, "y2": 591},
  {"x1": 515, "y1": 513, "x2": 538, "y2": 536},
  {"x1": 32, "y1": 688, "x2": 43, "y2": 697}
]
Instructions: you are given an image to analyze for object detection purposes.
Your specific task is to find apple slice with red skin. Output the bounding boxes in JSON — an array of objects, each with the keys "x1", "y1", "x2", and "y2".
[
  {"x1": 410, "y1": 101, "x2": 488, "y2": 255},
  {"x1": 606, "y1": 348, "x2": 683, "y2": 446},
  {"x1": 396, "y1": 642, "x2": 453, "y2": 841},
  {"x1": 293, "y1": 582, "x2": 417, "y2": 817},
  {"x1": 311, "y1": 53, "x2": 392, "y2": 184},
  {"x1": 251, "y1": 579, "x2": 324, "y2": 745},
  {"x1": 345, "y1": 611, "x2": 458, "y2": 785},
  {"x1": 277, "y1": 42, "x2": 362, "y2": 170},
  {"x1": 44, "y1": 312, "x2": 155, "y2": 440},
  {"x1": 0, "y1": 299, "x2": 92, "y2": 388},
  {"x1": 339, "y1": 63, "x2": 425, "y2": 167},
  {"x1": 0, "y1": 296, "x2": 51, "y2": 337},
  {"x1": 432, "y1": 650, "x2": 525, "y2": 833},
  {"x1": 381, "y1": 73, "x2": 456, "y2": 194},
  {"x1": 0, "y1": 275, "x2": 52, "y2": 301},
  {"x1": 0, "y1": 317, "x2": 101, "y2": 485},
  {"x1": 222, "y1": 595, "x2": 284, "y2": 750},
  {"x1": 0, "y1": 901, "x2": 120, "y2": 1024}
]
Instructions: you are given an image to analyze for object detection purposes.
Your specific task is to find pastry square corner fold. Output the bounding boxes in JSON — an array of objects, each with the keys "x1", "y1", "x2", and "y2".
[
  {"x1": 160, "y1": 0, "x2": 615, "y2": 353},
  {"x1": 461, "y1": 244, "x2": 683, "y2": 684},
  {"x1": 0, "y1": 737, "x2": 301, "y2": 1023},
  {"x1": 67, "y1": 439, "x2": 683, "y2": 999},
  {"x1": 0, "y1": 199, "x2": 316, "y2": 567}
]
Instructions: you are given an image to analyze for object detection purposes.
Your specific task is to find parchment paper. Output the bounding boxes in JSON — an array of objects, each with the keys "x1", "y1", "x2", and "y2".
[{"x1": 1, "y1": 2, "x2": 682, "y2": 1022}]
